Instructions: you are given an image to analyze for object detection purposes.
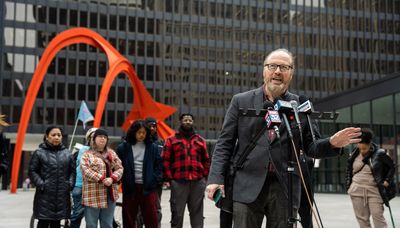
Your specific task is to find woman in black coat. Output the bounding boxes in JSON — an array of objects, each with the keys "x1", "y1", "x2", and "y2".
[
  {"x1": 29, "y1": 126, "x2": 75, "y2": 228},
  {"x1": 346, "y1": 128, "x2": 395, "y2": 228}
]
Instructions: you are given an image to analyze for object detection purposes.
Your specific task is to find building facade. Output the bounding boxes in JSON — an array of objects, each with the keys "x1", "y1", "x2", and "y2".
[{"x1": 1, "y1": 0, "x2": 399, "y2": 192}]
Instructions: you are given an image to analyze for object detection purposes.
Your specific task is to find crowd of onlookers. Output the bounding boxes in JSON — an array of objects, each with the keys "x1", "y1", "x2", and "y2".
[{"x1": 27, "y1": 113, "x2": 210, "y2": 228}]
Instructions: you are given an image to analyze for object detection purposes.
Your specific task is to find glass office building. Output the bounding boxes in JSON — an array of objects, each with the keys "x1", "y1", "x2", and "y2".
[{"x1": 0, "y1": 0, "x2": 399, "y2": 192}]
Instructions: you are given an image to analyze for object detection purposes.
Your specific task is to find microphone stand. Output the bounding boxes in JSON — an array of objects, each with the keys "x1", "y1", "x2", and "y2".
[
  {"x1": 281, "y1": 113, "x2": 297, "y2": 228},
  {"x1": 303, "y1": 112, "x2": 325, "y2": 228}
]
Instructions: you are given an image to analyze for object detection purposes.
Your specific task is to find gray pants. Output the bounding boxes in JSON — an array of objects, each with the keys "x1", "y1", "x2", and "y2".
[
  {"x1": 170, "y1": 178, "x2": 206, "y2": 228},
  {"x1": 233, "y1": 175, "x2": 297, "y2": 228},
  {"x1": 350, "y1": 195, "x2": 387, "y2": 228}
]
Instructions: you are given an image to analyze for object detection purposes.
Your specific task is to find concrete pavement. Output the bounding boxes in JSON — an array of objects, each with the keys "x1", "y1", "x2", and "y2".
[{"x1": 0, "y1": 188, "x2": 399, "y2": 227}]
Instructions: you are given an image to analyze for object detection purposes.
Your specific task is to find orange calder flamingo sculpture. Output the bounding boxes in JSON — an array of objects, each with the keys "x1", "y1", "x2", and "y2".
[{"x1": 10, "y1": 28, "x2": 176, "y2": 193}]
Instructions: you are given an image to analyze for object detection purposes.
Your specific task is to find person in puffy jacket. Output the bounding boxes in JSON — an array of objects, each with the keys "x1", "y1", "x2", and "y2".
[
  {"x1": 346, "y1": 128, "x2": 395, "y2": 228},
  {"x1": 28, "y1": 126, "x2": 76, "y2": 228}
]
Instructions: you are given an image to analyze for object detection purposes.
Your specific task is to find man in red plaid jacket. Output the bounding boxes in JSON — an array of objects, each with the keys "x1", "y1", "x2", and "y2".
[{"x1": 162, "y1": 113, "x2": 210, "y2": 228}]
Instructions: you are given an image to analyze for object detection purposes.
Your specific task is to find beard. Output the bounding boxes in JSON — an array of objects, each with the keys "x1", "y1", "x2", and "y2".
[
  {"x1": 266, "y1": 83, "x2": 287, "y2": 98},
  {"x1": 181, "y1": 125, "x2": 193, "y2": 131}
]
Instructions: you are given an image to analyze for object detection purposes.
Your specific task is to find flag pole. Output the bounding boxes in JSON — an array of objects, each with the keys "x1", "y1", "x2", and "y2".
[{"x1": 69, "y1": 118, "x2": 79, "y2": 151}]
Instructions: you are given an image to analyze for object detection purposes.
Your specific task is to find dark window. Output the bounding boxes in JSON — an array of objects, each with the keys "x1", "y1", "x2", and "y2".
[
  {"x1": 119, "y1": 16, "x2": 127, "y2": 31},
  {"x1": 138, "y1": 41, "x2": 145, "y2": 56},
  {"x1": 129, "y1": 17, "x2": 136, "y2": 32},
  {"x1": 100, "y1": 14, "x2": 107, "y2": 29},
  {"x1": 117, "y1": 111, "x2": 125, "y2": 126},
  {"x1": 36, "y1": 108, "x2": 43, "y2": 124},
  {"x1": 68, "y1": 59, "x2": 77, "y2": 75},
  {"x1": 56, "y1": 108, "x2": 64, "y2": 125},
  {"x1": 110, "y1": 15, "x2": 117, "y2": 30},
  {"x1": 88, "y1": 85, "x2": 96, "y2": 101},
  {"x1": 107, "y1": 110, "x2": 115, "y2": 127},
  {"x1": 147, "y1": 19, "x2": 154, "y2": 34},
  {"x1": 68, "y1": 84, "x2": 75, "y2": 100},
  {"x1": 57, "y1": 83, "x2": 65, "y2": 99},
  {"x1": 67, "y1": 108, "x2": 75, "y2": 125},
  {"x1": 46, "y1": 82, "x2": 55, "y2": 99},
  {"x1": 166, "y1": 2, "x2": 173, "y2": 12},
  {"x1": 2, "y1": 79, "x2": 11, "y2": 96},
  {"x1": 12, "y1": 106, "x2": 21, "y2": 123},
  {"x1": 80, "y1": 11, "x2": 88, "y2": 27},
  {"x1": 49, "y1": 7, "x2": 57, "y2": 24},
  {"x1": 137, "y1": 64, "x2": 144, "y2": 80},
  {"x1": 146, "y1": 65, "x2": 154, "y2": 80},
  {"x1": 58, "y1": 58, "x2": 66, "y2": 75},
  {"x1": 70, "y1": 10, "x2": 78, "y2": 26},
  {"x1": 90, "y1": 12, "x2": 98, "y2": 28},
  {"x1": 88, "y1": 60, "x2": 97, "y2": 76},
  {"x1": 108, "y1": 86, "x2": 115, "y2": 102},
  {"x1": 59, "y1": 9, "x2": 67, "y2": 25},
  {"x1": 118, "y1": 87, "x2": 125, "y2": 103},
  {"x1": 138, "y1": 18, "x2": 145, "y2": 33},
  {"x1": 79, "y1": 60, "x2": 87, "y2": 76},
  {"x1": 45, "y1": 108, "x2": 54, "y2": 124},
  {"x1": 99, "y1": 61, "x2": 107, "y2": 77},
  {"x1": 78, "y1": 84, "x2": 86, "y2": 100}
]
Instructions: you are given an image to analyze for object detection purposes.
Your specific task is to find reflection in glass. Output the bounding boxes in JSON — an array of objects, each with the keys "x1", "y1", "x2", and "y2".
[{"x1": 352, "y1": 102, "x2": 371, "y2": 124}]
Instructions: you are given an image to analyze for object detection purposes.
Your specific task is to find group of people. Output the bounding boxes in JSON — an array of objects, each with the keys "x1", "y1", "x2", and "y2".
[
  {"x1": 27, "y1": 48, "x2": 396, "y2": 228},
  {"x1": 29, "y1": 114, "x2": 210, "y2": 228}
]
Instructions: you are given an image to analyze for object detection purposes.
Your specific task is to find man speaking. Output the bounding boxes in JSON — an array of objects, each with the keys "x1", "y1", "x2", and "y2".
[{"x1": 206, "y1": 48, "x2": 361, "y2": 228}]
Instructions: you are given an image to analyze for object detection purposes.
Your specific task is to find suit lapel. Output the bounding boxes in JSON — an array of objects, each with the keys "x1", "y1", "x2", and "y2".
[{"x1": 253, "y1": 86, "x2": 264, "y2": 111}]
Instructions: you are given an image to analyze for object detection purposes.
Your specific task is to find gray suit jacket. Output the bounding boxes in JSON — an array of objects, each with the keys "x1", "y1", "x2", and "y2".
[{"x1": 207, "y1": 86, "x2": 341, "y2": 207}]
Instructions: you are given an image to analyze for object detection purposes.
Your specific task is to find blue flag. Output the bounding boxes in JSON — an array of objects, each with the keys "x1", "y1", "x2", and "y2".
[{"x1": 77, "y1": 101, "x2": 94, "y2": 129}]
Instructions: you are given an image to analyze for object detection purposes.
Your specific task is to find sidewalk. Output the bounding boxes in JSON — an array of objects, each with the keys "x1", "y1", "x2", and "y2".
[{"x1": 0, "y1": 188, "x2": 399, "y2": 227}]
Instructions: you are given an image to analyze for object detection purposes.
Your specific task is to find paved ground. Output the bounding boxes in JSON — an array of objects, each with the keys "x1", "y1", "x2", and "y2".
[{"x1": 0, "y1": 188, "x2": 399, "y2": 228}]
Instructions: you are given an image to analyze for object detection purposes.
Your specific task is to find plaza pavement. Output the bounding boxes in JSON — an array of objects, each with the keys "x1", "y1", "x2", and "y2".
[{"x1": 0, "y1": 188, "x2": 399, "y2": 228}]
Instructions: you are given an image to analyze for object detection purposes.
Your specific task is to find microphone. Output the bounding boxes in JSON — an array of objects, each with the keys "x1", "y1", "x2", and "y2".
[
  {"x1": 265, "y1": 109, "x2": 281, "y2": 139},
  {"x1": 290, "y1": 100, "x2": 304, "y2": 151},
  {"x1": 299, "y1": 95, "x2": 316, "y2": 142},
  {"x1": 274, "y1": 97, "x2": 293, "y2": 139},
  {"x1": 290, "y1": 100, "x2": 302, "y2": 129},
  {"x1": 298, "y1": 97, "x2": 314, "y2": 114},
  {"x1": 263, "y1": 100, "x2": 274, "y2": 109},
  {"x1": 274, "y1": 99, "x2": 293, "y2": 114}
]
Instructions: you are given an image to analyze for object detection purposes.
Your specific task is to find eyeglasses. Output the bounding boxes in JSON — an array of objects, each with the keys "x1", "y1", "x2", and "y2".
[{"x1": 264, "y1": 64, "x2": 293, "y2": 72}]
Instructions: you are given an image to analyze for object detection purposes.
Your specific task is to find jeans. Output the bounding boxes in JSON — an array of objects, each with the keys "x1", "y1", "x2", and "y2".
[
  {"x1": 84, "y1": 198, "x2": 116, "y2": 228},
  {"x1": 70, "y1": 187, "x2": 84, "y2": 228}
]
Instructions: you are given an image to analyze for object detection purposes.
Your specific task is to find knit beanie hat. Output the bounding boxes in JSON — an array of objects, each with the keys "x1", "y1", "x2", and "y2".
[
  {"x1": 145, "y1": 117, "x2": 157, "y2": 126},
  {"x1": 93, "y1": 128, "x2": 108, "y2": 140}
]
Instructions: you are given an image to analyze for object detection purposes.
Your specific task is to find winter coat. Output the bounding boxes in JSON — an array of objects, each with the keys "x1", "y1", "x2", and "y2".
[
  {"x1": 28, "y1": 142, "x2": 75, "y2": 220},
  {"x1": 81, "y1": 148, "x2": 123, "y2": 208},
  {"x1": 346, "y1": 143, "x2": 395, "y2": 205},
  {"x1": 116, "y1": 141, "x2": 163, "y2": 195}
]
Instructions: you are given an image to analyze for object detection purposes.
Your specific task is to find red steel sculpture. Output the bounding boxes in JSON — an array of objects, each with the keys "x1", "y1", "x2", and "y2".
[{"x1": 10, "y1": 28, "x2": 176, "y2": 193}]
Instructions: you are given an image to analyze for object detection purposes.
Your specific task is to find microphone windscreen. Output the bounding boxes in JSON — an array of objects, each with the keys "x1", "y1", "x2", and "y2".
[
  {"x1": 263, "y1": 100, "x2": 274, "y2": 109},
  {"x1": 274, "y1": 96, "x2": 282, "y2": 104},
  {"x1": 299, "y1": 95, "x2": 308, "y2": 104}
]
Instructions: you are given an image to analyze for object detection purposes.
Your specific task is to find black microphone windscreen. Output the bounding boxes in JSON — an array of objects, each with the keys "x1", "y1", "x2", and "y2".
[
  {"x1": 274, "y1": 96, "x2": 282, "y2": 104},
  {"x1": 263, "y1": 100, "x2": 274, "y2": 109},
  {"x1": 299, "y1": 95, "x2": 308, "y2": 104}
]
